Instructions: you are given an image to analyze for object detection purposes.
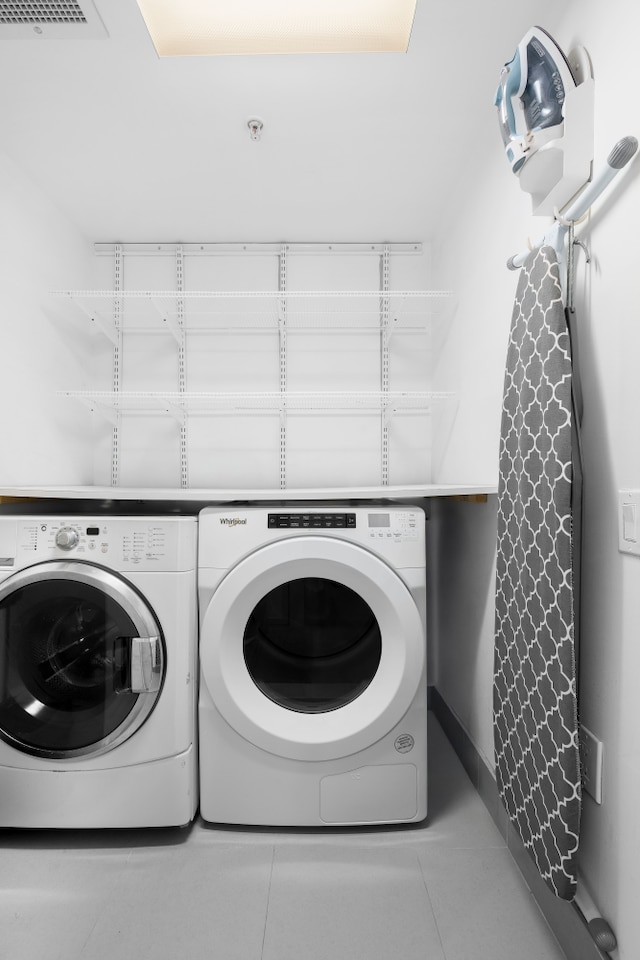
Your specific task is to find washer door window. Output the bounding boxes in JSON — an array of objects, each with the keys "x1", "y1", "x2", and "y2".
[
  {"x1": 0, "y1": 562, "x2": 165, "y2": 759},
  {"x1": 200, "y1": 537, "x2": 425, "y2": 762}
]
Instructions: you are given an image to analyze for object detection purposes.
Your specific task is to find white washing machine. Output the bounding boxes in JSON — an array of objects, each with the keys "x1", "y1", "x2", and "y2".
[
  {"x1": 198, "y1": 504, "x2": 427, "y2": 826},
  {"x1": 0, "y1": 512, "x2": 198, "y2": 828}
]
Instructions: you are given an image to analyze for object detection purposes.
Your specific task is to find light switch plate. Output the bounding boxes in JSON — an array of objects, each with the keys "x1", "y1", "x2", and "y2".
[
  {"x1": 579, "y1": 724, "x2": 604, "y2": 804},
  {"x1": 618, "y1": 491, "x2": 640, "y2": 557}
]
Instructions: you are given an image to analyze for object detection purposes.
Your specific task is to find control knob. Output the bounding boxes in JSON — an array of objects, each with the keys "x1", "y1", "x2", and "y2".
[{"x1": 55, "y1": 527, "x2": 79, "y2": 550}]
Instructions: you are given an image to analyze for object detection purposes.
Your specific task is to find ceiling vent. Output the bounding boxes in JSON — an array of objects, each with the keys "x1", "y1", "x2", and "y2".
[{"x1": 0, "y1": 0, "x2": 107, "y2": 37}]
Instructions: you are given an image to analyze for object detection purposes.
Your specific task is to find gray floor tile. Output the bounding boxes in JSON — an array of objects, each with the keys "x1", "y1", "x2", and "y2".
[
  {"x1": 0, "y1": 840, "x2": 131, "y2": 960},
  {"x1": 422, "y1": 719, "x2": 507, "y2": 849},
  {"x1": 263, "y1": 844, "x2": 445, "y2": 960},
  {"x1": 418, "y1": 845, "x2": 566, "y2": 960},
  {"x1": 75, "y1": 840, "x2": 273, "y2": 960}
]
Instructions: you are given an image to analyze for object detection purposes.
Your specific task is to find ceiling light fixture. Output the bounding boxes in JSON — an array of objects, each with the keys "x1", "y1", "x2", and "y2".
[{"x1": 135, "y1": 0, "x2": 417, "y2": 57}]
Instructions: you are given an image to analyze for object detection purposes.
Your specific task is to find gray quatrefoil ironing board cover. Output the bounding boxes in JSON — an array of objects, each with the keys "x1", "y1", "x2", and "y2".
[{"x1": 493, "y1": 245, "x2": 582, "y2": 901}]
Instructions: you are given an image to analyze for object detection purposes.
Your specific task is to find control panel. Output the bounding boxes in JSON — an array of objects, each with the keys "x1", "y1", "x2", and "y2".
[
  {"x1": 4, "y1": 518, "x2": 192, "y2": 571},
  {"x1": 266, "y1": 511, "x2": 419, "y2": 540},
  {"x1": 268, "y1": 513, "x2": 356, "y2": 529},
  {"x1": 46, "y1": 521, "x2": 124, "y2": 559},
  {"x1": 199, "y1": 506, "x2": 424, "y2": 568},
  {"x1": 365, "y1": 511, "x2": 419, "y2": 541}
]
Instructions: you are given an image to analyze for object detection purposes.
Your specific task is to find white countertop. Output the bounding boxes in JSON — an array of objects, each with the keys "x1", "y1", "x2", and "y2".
[{"x1": 0, "y1": 483, "x2": 497, "y2": 503}]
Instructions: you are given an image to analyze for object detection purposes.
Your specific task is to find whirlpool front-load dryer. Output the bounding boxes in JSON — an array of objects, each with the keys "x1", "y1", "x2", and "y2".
[
  {"x1": 198, "y1": 504, "x2": 427, "y2": 826},
  {"x1": 0, "y1": 512, "x2": 198, "y2": 829}
]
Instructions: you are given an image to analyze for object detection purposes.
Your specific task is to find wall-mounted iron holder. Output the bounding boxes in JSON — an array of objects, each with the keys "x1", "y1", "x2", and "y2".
[{"x1": 518, "y1": 46, "x2": 595, "y2": 216}]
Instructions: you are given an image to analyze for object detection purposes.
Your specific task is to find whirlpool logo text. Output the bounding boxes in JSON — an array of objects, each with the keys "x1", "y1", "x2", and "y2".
[{"x1": 219, "y1": 518, "x2": 247, "y2": 527}]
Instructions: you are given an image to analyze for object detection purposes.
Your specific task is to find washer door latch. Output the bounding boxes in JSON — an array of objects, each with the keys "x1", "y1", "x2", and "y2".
[{"x1": 129, "y1": 636, "x2": 162, "y2": 693}]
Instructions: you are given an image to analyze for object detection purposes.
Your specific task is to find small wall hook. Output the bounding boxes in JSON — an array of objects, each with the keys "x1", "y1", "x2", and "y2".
[
  {"x1": 573, "y1": 238, "x2": 591, "y2": 264},
  {"x1": 247, "y1": 118, "x2": 264, "y2": 141}
]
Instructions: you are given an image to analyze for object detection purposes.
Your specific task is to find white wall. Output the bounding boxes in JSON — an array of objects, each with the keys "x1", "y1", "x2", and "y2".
[
  {"x1": 432, "y1": 2, "x2": 640, "y2": 956},
  {"x1": 0, "y1": 153, "x2": 96, "y2": 486}
]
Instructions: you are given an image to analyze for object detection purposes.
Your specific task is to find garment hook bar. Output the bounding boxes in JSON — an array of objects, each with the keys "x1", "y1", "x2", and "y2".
[{"x1": 506, "y1": 136, "x2": 638, "y2": 275}]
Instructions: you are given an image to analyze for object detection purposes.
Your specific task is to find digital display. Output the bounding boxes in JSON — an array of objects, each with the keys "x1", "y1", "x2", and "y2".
[
  {"x1": 86, "y1": 527, "x2": 100, "y2": 536},
  {"x1": 368, "y1": 514, "x2": 390, "y2": 528}
]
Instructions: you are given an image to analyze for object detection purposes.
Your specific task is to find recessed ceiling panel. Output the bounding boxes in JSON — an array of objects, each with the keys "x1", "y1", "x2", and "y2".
[{"x1": 135, "y1": 0, "x2": 417, "y2": 57}]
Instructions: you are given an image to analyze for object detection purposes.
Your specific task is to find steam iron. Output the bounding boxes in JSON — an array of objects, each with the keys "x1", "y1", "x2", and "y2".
[{"x1": 495, "y1": 26, "x2": 578, "y2": 175}]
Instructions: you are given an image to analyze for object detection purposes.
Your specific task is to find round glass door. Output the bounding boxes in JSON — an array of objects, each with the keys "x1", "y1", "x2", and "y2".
[
  {"x1": 243, "y1": 577, "x2": 382, "y2": 713},
  {"x1": 0, "y1": 562, "x2": 165, "y2": 759}
]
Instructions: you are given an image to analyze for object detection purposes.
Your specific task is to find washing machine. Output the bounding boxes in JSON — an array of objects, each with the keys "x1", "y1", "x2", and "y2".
[
  {"x1": 0, "y1": 511, "x2": 198, "y2": 828},
  {"x1": 198, "y1": 504, "x2": 427, "y2": 826}
]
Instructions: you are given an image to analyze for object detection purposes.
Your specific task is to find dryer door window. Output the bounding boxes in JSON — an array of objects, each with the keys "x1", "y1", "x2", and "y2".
[
  {"x1": 0, "y1": 562, "x2": 165, "y2": 759},
  {"x1": 244, "y1": 577, "x2": 382, "y2": 713}
]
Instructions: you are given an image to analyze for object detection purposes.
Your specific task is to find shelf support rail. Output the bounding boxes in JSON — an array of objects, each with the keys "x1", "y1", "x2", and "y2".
[
  {"x1": 176, "y1": 245, "x2": 189, "y2": 488},
  {"x1": 110, "y1": 245, "x2": 123, "y2": 486},
  {"x1": 279, "y1": 245, "x2": 288, "y2": 489},
  {"x1": 380, "y1": 244, "x2": 391, "y2": 486}
]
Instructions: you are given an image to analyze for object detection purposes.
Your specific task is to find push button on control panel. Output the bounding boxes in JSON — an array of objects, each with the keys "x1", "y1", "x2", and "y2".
[{"x1": 268, "y1": 513, "x2": 357, "y2": 529}]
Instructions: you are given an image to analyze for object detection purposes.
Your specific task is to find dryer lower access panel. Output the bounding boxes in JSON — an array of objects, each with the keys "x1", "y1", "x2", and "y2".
[{"x1": 320, "y1": 763, "x2": 419, "y2": 823}]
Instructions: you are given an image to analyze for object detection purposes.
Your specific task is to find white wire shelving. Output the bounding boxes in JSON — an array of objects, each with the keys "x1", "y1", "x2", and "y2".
[
  {"x1": 54, "y1": 289, "x2": 455, "y2": 341},
  {"x1": 61, "y1": 389, "x2": 456, "y2": 422},
  {"x1": 53, "y1": 244, "x2": 458, "y2": 492}
]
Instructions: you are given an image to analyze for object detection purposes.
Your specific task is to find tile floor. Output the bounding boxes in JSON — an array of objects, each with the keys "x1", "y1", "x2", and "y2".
[{"x1": 0, "y1": 716, "x2": 567, "y2": 960}]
